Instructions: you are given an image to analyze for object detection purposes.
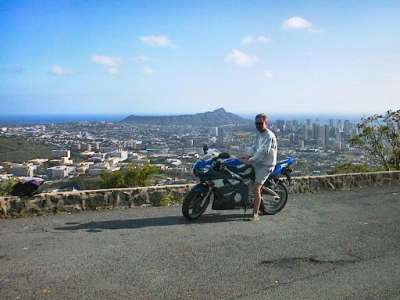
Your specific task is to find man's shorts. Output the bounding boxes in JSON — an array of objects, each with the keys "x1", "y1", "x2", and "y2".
[{"x1": 253, "y1": 165, "x2": 275, "y2": 185}]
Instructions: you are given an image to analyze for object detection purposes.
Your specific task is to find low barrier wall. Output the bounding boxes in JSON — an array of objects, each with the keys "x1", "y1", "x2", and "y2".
[{"x1": 1, "y1": 171, "x2": 399, "y2": 218}]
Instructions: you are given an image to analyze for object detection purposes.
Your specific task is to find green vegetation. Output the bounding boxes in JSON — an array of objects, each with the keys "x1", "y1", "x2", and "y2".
[
  {"x1": 156, "y1": 192, "x2": 182, "y2": 207},
  {"x1": 70, "y1": 150, "x2": 85, "y2": 163},
  {"x1": 0, "y1": 136, "x2": 55, "y2": 162},
  {"x1": 58, "y1": 176, "x2": 104, "y2": 191},
  {"x1": 327, "y1": 163, "x2": 377, "y2": 175},
  {"x1": 99, "y1": 163, "x2": 157, "y2": 189},
  {"x1": 39, "y1": 176, "x2": 105, "y2": 192},
  {"x1": 0, "y1": 178, "x2": 17, "y2": 196},
  {"x1": 350, "y1": 110, "x2": 400, "y2": 171}
]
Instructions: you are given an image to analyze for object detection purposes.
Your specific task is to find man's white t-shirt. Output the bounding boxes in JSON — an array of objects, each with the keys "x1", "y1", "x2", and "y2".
[{"x1": 249, "y1": 128, "x2": 277, "y2": 167}]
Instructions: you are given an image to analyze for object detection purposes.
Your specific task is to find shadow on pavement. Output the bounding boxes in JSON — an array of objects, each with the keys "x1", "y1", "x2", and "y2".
[{"x1": 54, "y1": 213, "x2": 248, "y2": 232}]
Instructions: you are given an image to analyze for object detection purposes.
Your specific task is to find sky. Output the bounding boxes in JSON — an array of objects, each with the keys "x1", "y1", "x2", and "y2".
[{"x1": 0, "y1": 0, "x2": 399, "y2": 115}]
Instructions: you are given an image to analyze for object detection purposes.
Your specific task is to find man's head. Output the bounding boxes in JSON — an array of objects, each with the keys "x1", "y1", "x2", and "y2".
[{"x1": 255, "y1": 113, "x2": 268, "y2": 132}]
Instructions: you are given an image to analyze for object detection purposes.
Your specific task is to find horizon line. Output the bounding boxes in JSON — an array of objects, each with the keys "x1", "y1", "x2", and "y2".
[{"x1": 0, "y1": 110, "x2": 381, "y2": 117}]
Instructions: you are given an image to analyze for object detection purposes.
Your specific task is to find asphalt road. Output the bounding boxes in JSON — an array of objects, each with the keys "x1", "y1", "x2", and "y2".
[{"x1": 1, "y1": 186, "x2": 400, "y2": 300}]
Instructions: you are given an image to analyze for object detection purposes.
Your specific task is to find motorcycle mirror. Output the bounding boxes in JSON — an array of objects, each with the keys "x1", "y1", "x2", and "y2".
[{"x1": 203, "y1": 144, "x2": 208, "y2": 154}]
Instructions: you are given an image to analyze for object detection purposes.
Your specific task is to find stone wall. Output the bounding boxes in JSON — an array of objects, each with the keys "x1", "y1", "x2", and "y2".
[{"x1": 1, "y1": 171, "x2": 399, "y2": 218}]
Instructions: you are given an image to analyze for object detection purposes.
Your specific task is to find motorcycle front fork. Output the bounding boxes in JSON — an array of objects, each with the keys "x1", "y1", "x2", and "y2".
[
  {"x1": 248, "y1": 182, "x2": 279, "y2": 200},
  {"x1": 262, "y1": 185, "x2": 279, "y2": 197}
]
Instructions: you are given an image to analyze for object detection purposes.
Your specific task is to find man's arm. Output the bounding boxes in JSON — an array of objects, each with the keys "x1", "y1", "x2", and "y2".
[{"x1": 249, "y1": 136, "x2": 272, "y2": 164}]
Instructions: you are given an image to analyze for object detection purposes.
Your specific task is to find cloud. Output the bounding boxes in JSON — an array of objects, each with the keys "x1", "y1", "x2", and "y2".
[
  {"x1": 143, "y1": 67, "x2": 154, "y2": 76},
  {"x1": 49, "y1": 65, "x2": 75, "y2": 76},
  {"x1": 91, "y1": 55, "x2": 120, "y2": 67},
  {"x1": 264, "y1": 70, "x2": 273, "y2": 78},
  {"x1": 133, "y1": 55, "x2": 150, "y2": 62},
  {"x1": 282, "y1": 16, "x2": 313, "y2": 30},
  {"x1": 91, "y1": 54, "x2": 121, "y2": 74},
  {"x1": 139, "y1": 35, "x2": 175, "y2": 47},
  {"x1": 242, "y1": 35, "x2": 271, "y2": 45},
  {"x1": 224, "y1": 49, "x2": 259, "y2": 67}
]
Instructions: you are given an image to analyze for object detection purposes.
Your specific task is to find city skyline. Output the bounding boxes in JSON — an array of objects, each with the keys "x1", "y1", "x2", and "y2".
[
  {"x1": 0, "y1": 108, "x2": 367, "y2": 125},
  {"x1": 1, "y1": 0, "x2": 399, "y2": 115}
]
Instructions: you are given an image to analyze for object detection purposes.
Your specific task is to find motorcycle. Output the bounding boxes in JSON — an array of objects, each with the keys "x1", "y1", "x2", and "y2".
[{"x1": 182, "y1": 147, "x2": 294, "y2": 220}]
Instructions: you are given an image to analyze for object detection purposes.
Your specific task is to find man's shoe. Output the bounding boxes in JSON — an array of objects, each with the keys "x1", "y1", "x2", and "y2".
[{"x1": 246, "y1": 214, "x2": 260, "y2": 222}]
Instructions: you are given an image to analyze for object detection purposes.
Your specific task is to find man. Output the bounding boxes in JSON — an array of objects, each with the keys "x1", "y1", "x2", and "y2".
[{"x1": 241, "y1": 113, "x2": 277, "y2": 221}]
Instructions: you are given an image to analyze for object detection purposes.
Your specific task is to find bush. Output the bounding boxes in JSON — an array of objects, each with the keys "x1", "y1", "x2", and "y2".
[
  {"x1": 350, "y1": 109, "x2": 400, "y2": 170},
  {"x1": 157, "y1": 192, "x2": 182, "y2": 207},
  {"x1": 100, "y1": 163, "x2": 157, "y2": 189},
  {"x1": 327, "y1": 163, "x2": 377, "y2": 175},
  {"x1": 0, "y1": 178, "x2": 17, "y2": 196}
]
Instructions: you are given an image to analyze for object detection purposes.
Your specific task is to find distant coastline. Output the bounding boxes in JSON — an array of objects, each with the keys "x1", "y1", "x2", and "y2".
[
  {"x1": 0, "y1": 112, "x2": 367, "y2": 125},
  {"x1": 0, "y1": 114, "x2": 127, "y2": 125}
]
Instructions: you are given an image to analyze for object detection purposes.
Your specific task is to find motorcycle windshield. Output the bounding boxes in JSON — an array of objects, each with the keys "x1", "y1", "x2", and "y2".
[{"x1": 271, "y1": 156, "x2": 294, "y2": 176}]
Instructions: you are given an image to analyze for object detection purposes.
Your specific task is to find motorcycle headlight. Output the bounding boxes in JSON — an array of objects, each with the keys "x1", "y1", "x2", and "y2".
[{"x1": 193, "y1": 167, "x2": 210, "y2": 177}]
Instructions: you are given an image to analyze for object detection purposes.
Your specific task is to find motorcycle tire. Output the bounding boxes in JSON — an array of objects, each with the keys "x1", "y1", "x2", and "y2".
[
  {"x1": 260, "y1": 181, "x2": 288, "y2": 215},
  {"x1": 182, "y1": 189, "x2": 211, "y2": 220}
]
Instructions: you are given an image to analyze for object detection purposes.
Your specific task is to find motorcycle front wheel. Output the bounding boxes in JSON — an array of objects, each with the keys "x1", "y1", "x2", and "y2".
[
  {"x1": 260, "y1": 181, "x2": 288, "y2": 215},
  {"x1": 182, "y1": 189, "x2": 211, "y2": 220}
]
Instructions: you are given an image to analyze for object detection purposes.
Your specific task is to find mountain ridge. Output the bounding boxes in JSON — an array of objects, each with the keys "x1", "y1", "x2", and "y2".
[{"x1": 121, "y1": 108, "x2": 249, "y2": 126}]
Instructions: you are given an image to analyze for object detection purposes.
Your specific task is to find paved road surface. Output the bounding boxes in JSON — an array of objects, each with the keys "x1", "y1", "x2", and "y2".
[{"x1": 1, "y1": 186, "x2": 400, "y2": 299}]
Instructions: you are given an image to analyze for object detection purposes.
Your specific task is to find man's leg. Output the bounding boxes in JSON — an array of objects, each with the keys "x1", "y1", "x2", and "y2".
[{"x1": 252, "y1": 183, "x2": 263, "y2": 217}]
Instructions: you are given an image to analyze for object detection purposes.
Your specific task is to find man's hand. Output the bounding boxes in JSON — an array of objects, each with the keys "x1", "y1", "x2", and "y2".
[{"x1": 240, "y1": 157, "x2": 252, "y2": 165}]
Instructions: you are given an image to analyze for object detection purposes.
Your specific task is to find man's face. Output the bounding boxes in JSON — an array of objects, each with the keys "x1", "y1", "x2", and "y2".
[{"x1": 255, "y1": 117, "x2": 267, "y2": 132}]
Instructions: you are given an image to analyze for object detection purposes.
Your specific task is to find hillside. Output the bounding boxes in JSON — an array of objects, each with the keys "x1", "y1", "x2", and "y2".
[
  {"x1": 0, "y1": 136, "x2": 55, "y2": 162},
  {"x1": 121, "y1": 108, "x2": 249, "y2": 126}
]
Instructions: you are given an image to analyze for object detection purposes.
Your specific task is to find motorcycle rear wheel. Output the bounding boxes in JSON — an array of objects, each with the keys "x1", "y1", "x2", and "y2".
[
  {"x1": 182, "y1": 189, "x2": 211, "y2": 220},
  {"x1": 260, "y1": 181, "x2": 288, "y2": 215}
]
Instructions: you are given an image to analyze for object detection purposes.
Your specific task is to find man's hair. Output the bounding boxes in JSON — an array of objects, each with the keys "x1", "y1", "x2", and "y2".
[{"x1": 255, "y1": 113, "x2": 268, "y2": 122}]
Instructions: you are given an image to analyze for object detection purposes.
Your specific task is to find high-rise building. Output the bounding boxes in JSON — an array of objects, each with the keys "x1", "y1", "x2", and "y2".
[
  {"x1": 313, "y1": 123, "x2": 320, "y2": 140},
  {"x1": 289, "y1": 133, "x2": 295, "y2": 145},
  {"x1": 276, "y1": 120, "x2": 285, "y2": 132},
  {"x1": 319, "y1": 125, "x2": 329, "y2": 148},
  {"x1": 335, "y1": 131, "x2": 342, "y2": 151},
  {"x1": 319, "y1": 126, "x2": 325, "y2": 148},
  {"x1": 337, "y1": 120, "x2": 343, "y2": 132},
  {"x1": 217, "y1": 126, "x2": 224, "y2": 145},
  {"x1": 324, "y1": 125, "x2": 329, "y2": 148},
  {"x1": 303, "y1": 124, "x2": 309, "y2": 140},
  {"x1": 344, "y1": 120, "x2": 351, "y2": 134}
]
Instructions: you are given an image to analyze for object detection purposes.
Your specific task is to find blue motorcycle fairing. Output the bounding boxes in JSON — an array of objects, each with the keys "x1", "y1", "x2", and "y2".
[
  {"x1": 191, "y1": 183, "x2": 210, "y2": 193},
  {"x1": 221, "y1": 158, "x2": 243, "y2": 167},
  {"x1": 193, "y1": 159, "x2": 213, "y2": 170},
  {"x1": 271, "y1": 156, "x2": 294, "y2": 177},
  {"x1": 192, "y1": 152, "x2": 294, "y2": 179}
]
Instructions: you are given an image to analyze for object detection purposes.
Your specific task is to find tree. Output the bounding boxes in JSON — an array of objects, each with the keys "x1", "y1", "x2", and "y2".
[
  {"x1": 350, "y1": 109, "x2": 400, "y2": 170},
  {"x1": 123, "y1": 163, "x2": 157, "y2": 187},
  {"x1": 327, "y1": 163, "x2": 374, "y2": 175},
  {"x1": 99, "y1": 170, "x2": 125, "y2": 188},
  {"x1": 0, "y1": 178, "x2": 17, "y2": 196},
  {"x1": 99, "y1": 163, "x2": 157, "y2": 189}
]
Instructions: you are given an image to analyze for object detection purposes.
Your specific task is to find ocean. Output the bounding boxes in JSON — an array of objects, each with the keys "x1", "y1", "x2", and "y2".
[
  {"x1": 0, "y1": 114, "x2": 127, "y2": 125},
  {"x1": 0, "y1": 112, "x2": 366, "y2": 126}
]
